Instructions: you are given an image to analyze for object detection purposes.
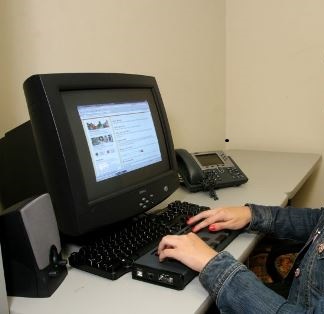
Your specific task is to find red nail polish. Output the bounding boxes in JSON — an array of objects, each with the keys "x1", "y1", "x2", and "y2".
[{"x1": 209, "y1": 225, "x2": 216, "y2": 231}]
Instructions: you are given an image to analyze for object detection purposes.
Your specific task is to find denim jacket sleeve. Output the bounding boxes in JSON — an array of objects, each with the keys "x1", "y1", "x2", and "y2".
[
  {"x1": 199, "y1": 251, "x2": 324, "y2": 313},
  {"x1": 247, "y1": 204, "x2": 322, "y2": 242}
]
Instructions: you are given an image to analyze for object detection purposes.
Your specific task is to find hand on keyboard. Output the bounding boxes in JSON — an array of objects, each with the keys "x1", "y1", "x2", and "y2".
[
  {"x1": 187, "y1": 206, "x2": 251, "y2": 233},
  {"x1": 157, "y1": 232, "x2": 217, "y2": 272}
]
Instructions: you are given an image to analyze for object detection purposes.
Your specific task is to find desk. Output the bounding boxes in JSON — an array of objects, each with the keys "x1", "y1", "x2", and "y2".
[{"x1": 8, "y1": 150, "x2": 321, "y2": 314}]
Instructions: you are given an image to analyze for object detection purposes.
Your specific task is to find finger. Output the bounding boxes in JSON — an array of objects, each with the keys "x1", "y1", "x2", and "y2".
[
  {"x1": 208, "y1": 219, "x2": 237, "y2": 232},
  {"x1": 158, "y1": 248, "x2": 179, "y2": 262},
  {"x1": 157, "y1": 235, "x2": 179, "y2": 254},
  {"x1": 191, "y1": 211, "x2": 227, "y2": 232},
  {"x1": 191, "y1": 219, "x2": 214, "y2": 232},
  {"x1": 208, "y1": 222, "x2": 227, "y2": 232},
  {"x1": 187, "y1": 209, "x2": 217, "y2": 225}
]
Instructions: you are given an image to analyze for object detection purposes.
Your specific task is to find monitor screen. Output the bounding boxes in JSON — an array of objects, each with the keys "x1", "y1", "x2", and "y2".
[
  {"x1": 76, "y1": 101, "x2": 161, "y2": 183},
  {"x1": 21, "y1": 73, "x2": 179, "y2": 237}
]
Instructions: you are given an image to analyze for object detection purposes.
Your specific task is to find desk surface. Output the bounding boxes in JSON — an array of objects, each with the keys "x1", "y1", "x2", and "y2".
[{"x1": 8, "y1": 149, "x2": 321, "y2": 314}]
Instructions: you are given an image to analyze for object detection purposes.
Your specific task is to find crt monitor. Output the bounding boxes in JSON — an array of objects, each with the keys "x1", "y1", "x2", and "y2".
[{"x1": 22, "y1": 73, "x2": 179, "y2": 237}]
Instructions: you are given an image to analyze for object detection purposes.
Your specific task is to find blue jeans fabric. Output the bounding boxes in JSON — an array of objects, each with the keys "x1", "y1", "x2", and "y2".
[{"x1": 199, "y1": 205, "x2": 324, "y2": 313}]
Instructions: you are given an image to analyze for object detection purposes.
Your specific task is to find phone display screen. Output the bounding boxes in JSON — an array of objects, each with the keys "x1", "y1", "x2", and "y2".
[{"x1": 195, "y1": 153, "x2": 224, "y2": 167}]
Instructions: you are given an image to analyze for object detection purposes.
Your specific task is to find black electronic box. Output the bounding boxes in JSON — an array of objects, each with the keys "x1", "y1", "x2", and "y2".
[{"x1": 132, "y1": 228, "x2": 240, "y2": 290}]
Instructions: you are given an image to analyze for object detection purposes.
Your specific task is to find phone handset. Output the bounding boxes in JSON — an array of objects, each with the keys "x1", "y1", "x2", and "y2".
[
  {"x1": 175, "y1": 149, "x2": 218, "y2": 199},
  {"x1": 175, "y1": 149, "x2": 204, "y2": 187},
  {"x1": 175, "y1": 148, "x2": 248, "y2": 200}
]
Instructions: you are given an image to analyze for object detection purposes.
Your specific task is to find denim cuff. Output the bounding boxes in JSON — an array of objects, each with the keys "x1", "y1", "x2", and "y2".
[
  {"x1": 246, "y1": 203, "x2": 273, "y2": 233},
  {"x1": 199, "y1": 251, "x2": 246, "y2": 301},
  {"x1": 199, "y1": 250, "x2": 287, "y2": 313}
]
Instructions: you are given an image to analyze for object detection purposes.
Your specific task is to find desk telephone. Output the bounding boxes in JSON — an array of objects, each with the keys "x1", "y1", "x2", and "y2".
[{"x1": 175, "y1": 149, "x2": 248, "y2": 199}]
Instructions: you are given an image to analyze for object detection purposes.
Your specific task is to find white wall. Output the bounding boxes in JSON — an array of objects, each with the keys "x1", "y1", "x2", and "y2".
[
  {"x1": 0, "y1": 0, "x2": 226, "y2": 153},
  {"x1": 1, "y1": 0, "x2": 324, "y2": 208},
  {"x1": 225, "y1": 0, "x2": 324, "y2": 207}
]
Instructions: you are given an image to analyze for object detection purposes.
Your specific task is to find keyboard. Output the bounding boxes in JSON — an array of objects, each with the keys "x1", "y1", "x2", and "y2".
[{"x1": 68, "y1": 201, "x2": 240, "y2": 280}]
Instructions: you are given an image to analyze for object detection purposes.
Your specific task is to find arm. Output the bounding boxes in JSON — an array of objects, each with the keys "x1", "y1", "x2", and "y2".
[
  {"x1": 248, "y1": 204, "x2": 322, "y2": 242},
  {"x1": 201, "y1": 251, "x2": 324, "y2": 313},
  {"x1": 188, "y1": 204, "x2": 322, "y2": 242},
  {"x1": 158, "y1": 233, "x2": 324, "y2": 313}
]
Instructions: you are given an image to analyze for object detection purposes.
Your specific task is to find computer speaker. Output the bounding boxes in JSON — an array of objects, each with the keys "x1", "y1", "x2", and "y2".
[{"x1": 0, "y1": 193, "x2": 67, "y2": 297}]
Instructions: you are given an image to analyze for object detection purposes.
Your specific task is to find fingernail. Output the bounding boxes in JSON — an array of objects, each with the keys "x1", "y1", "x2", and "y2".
[{"x1": 209, "y1": 225, "x2": 216, "y2": 231}]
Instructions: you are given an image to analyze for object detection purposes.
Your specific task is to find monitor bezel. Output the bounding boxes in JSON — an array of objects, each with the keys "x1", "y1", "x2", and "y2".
[
  {"x1": 23, "y1": 73, "x2": 179, "y2": 236},
  {"x1": 61, "y1": 88, "x2": 170, "y2": 203}
]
